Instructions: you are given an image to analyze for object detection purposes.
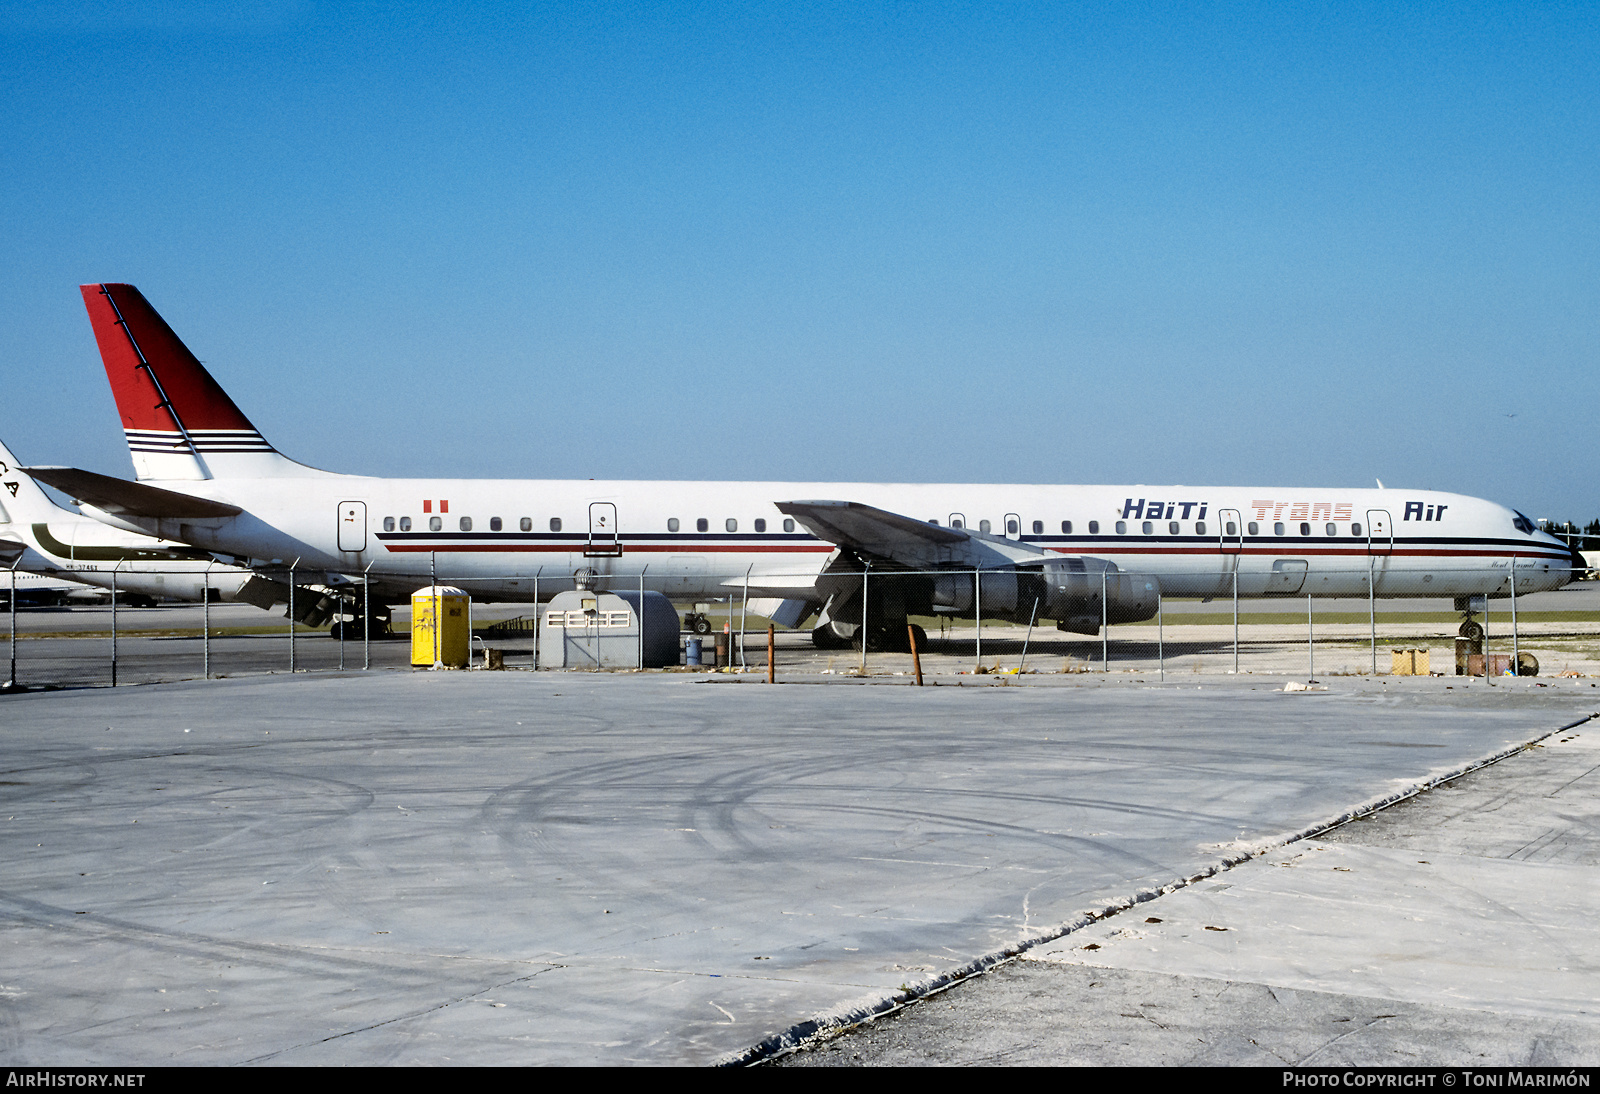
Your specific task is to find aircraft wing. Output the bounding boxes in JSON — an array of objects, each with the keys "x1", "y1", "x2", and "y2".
[
  {"x1": 776, "y1": 499, "x2": 1052, "y2": 569},
  {"x1": 776, "y1": 500, "x2": 967, "y2": 553},
  {"x1": 22, "y1": 467, "x2": 241, "y2": 520}
]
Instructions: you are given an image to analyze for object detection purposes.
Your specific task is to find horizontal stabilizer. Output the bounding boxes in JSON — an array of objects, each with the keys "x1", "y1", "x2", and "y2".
[{"x1": 22, "y1": 467, "x2": 241, "y2": 520}]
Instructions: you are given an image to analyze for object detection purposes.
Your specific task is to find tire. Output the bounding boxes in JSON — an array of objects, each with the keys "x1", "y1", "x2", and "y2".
[
  {"x1": 692, "y1": 616, "x2": 712, "y2": 636},
  {"x1": 1458, "y1": 620, "x2": 1484, "y2": 641},
  {"x1": 812, "y1": 625, "x2": 852, "y2": 650}
]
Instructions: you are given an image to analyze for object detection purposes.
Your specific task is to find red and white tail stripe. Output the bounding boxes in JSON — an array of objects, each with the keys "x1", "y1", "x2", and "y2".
[{"x1": 82, "y1": 284, "x2": 304, "y2": 481}]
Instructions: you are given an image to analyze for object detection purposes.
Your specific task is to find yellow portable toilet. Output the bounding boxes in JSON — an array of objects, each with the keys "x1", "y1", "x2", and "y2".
[{"x1": 411, "y1": 585, "x2": 470, "y2": 668}]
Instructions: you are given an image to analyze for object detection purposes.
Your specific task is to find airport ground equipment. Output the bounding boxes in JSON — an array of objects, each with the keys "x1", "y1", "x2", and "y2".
[
  {"x1": 411, "y1": 585, "x2": 470, "y2": 668},
  {"x1": 537, "y1": 589, "x2": 677, "y2": 669}
]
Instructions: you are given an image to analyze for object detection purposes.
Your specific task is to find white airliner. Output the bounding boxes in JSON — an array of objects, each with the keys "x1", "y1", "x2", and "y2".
[
  {"x1": 0, "y1": 434, "x2": 277, "y2": 609},
  {"x1": 32, "y1": 283, "x2": 1580, "y2": 647},
  {"x1": 1, "y1": 570, "x2": 103, "y2": 608}
]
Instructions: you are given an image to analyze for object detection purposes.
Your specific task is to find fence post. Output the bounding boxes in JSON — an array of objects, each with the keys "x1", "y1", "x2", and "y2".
[
  {"x1": 362, "y1": 562, "x2": 372, "y2": 671},
  {"x1": 638, "y1": 568, "x2": 647, "y2": 671},
  {"x1": 288, "y1": 561, "x2": 297, "y2": 674},
  {"x1": 1233, "y1": 567, "x2": 1239, "y2": 674},
  {"x1": 1307, "y1": 593, "x2": 1314, "y2": 680},
  {"x1": 768, "y1": 624, "x2": 776, "y2": 684},
  {"x1": 110, "y1": 564, "x2": 119, "y2": 687},
  {"x1": 740, "y1": 567, "x2": 750, "y2": 670},
  {"x1": 430, "y1": 552, "x2": 439, "y2": 670},
  {"x1": 974, "y1": 568, "x2": 981, "y2": 668},
  {"x1": 1483, "y1": 590, "x2": 1491, "y2": 681},
  {"x1": 7, "y1": 557, "x2": 18, "y2": 687},
  {"x1": 1019, "y1": 596, "x2": 1039, "y2": 674},
  {"x1": 860, "y1": 562, "x2": 869, "y2": 674},
  {"x1": 1157, "y1": 588, "x2": 1163, "y2": 683},
  {"x1": 1369, "y1": 555, "x2": 1376, "y2": 676},
  {"x1": 1510, "y1": 556, "x2": 1519, "y2": 673},
  {"x1": 1101, "y1": 568, "x2": 1108, "y2": 671},
  {"x1": 203, "y1": 560, "x2": 214, "y2": 679},
  {"x1": 533, "y1": 570, "x2": 541, "y2": 671}
]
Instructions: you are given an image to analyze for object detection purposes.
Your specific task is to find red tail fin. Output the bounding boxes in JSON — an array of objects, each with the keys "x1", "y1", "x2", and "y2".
[{"x1": 81, "y1": 284, "x2": 278, "y2": 479}]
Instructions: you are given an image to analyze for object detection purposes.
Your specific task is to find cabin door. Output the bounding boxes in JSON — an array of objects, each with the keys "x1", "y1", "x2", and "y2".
[
  {"x1": 337, "y1": 501, "x2": 367, "y2": 553},
  {"x1": 586, "y1": 502, "x2": 622, "y2": 557},
  {"x1": 1366, "y1": 510, "x2": 1393, "y2": 555}
]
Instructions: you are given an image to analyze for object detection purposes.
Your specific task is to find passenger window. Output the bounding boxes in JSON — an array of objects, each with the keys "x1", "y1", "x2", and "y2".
[
  {"x1": 755, "y1": 518, "x2": 766, "y2": 532},
  {"x1": 1061, "y1": 521, "x2": 1072, "y2": 534},
  {"x1": 460, "y1": 517, "x2": 473, "y2": 531},
  {"x1": 1325, "y1": 522, "x2": 1336, "y2": 537},
  {"x1": 1169, "y1": 521, "x2": 1179, "y2": 535},
  {"x1": 1032, "y1": 520, "x2": 1043, "y2": 535},
  {"x1": 1247, "y1": 521, "x2": 1258, "y2": 535},
  {"x1": 783, "y1": 518, "x2": 795, "y2": 533},
  {"x1": 429, "y1": 517, "x2": 442, "y2": 532},
  {"x1": 399, "y1": 517, "x2": 412, "y2": 532},
  {"x1": 490, "y1": 517, "x2": 502, "y2": 532},
  {"x1": 726, "y1": 518, "x2": 738, "y2": 533},
  {"x1": 1221, "y1": 521, "x2": 1232, "y2": 536},
  {"x1": 951, "y1": 518, "x2": 963, "y2": 529},
  {"x1": 668, "y1": 518, "x2": 679, "y2": 532},
  {"x1": 1141, "y1": 521, "x2": 1153, "y2": 534},
  {"x1": 696, "y1": 518, "x2": 708, "y2": 532},
  {"x1": 1115, "y1": 521, "x2": 1127, "y2": 535},
  {"x1": 1299, "y1": 522, "x2": 1310, "y2": 536},
  {"x1": 1006, "y1": 519, "x2": 1019, "y2": 535},
  {"x1": 1088, "y1": 521, "x2": 1099, "y2": 535},
  {"x1": 1352, "y1": 523, "x2": 1362, "y2": 536},
  {"x1": 1274, "y1": 522, "x2": 1285, "y2": 536},
  {"x1": 383, "y1": 516, "x2": 395, "y2": 532},
  {"x1": 520, "y1": 517, "x2": 531, "y2": 532},
  {"x1": 979, "y1": 519, "x2": 992, "y2": 533},
  {"x1": 1197, "y1": 521, "x2": 1207, "y2": 535},
  {"x1": 550, "y1": 517, "x2": 562, "y2": 532}
]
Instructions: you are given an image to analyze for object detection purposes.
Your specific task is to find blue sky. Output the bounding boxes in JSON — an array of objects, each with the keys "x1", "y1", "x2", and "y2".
[{"x1": 2, "y1": 1, "x2": 1596, "y2": 518}]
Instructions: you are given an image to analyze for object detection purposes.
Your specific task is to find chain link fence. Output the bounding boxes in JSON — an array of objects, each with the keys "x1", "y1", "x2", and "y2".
[{"x1": 5, "y1": 561, "x2": 1597, "y2": 688}]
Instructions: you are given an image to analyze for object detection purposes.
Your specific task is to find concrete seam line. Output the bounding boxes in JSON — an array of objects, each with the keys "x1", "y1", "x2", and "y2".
[
  {"x1": 1288, "y1": 711, "x2": 1597, "y2": 845},
  {"x1": 723, "y1": 710, "x2": 1598, "y2": 1067}
]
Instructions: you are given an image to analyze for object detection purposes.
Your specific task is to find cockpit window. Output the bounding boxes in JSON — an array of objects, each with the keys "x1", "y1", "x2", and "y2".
[{"x1": 1512, "y1": 511, "x2": 1536, "y2": 534}]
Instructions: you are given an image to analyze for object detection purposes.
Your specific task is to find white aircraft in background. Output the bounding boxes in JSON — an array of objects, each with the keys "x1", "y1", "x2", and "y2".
[
  {"x1": 32, "y1": 283, "x2": 1581, "y2": 649},
  {"x1": 0, "y1": 570, "x2": 104, "y2": 608},
  {"x1": 0, "y1": 435, "x2": 279, "y2": 610}
]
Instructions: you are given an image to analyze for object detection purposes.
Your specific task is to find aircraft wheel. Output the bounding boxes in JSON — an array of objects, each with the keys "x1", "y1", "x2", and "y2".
[
  {"x1": 908, "y1": 623, "x2": 928, "y2": 651},
  {"x1": 692, "y1": 615, "x2": 712, "y2": 635},
  {"x1": 813, "y1": 625, "x2": 852, "y2": 650},
  {"x1": 850, "y1": 626, "x2": 906, "y2": 653},
  {"x1": 1458, "y1": 620, "x2": 1484, "y2": 641}
]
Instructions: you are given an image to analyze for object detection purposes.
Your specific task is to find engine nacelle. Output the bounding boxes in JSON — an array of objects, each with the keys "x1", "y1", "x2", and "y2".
[{"x1": 930, "y1": 558, "x2": 1160, "y2": 635}]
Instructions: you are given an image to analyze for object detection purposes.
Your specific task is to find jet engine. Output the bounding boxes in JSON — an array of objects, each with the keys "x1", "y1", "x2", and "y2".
[{"x1": 931, "y1": 558, "x2": 1159, "y2": 636}]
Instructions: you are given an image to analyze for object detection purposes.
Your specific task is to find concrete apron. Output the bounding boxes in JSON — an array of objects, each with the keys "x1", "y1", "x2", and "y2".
[{"x1": 0, "y1": 672, "x2": 1593, "y2": 1065}]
